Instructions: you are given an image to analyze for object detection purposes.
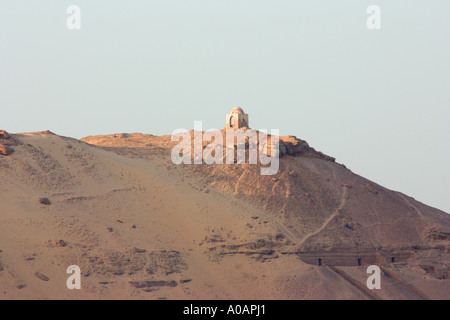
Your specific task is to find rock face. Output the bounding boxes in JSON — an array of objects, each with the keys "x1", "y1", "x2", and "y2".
[
  {"x1": 231, "y1": 132, "x2": 336, "y2": 162},
  {"x1": 279, "y1": 135, "x2": 336, "y2": 162},
  {"x1": 0, "y1": 144, "x2": 14, "y2": 156},
  {"x1": 0, "y1": 130, "x2": 10, "y2": 139},
  {"x1": 0, "y1": 130, "x2": 17, "y2": 155},
  {"x1": 280, "y1": 135, "x2": 310, "y2": 155}
]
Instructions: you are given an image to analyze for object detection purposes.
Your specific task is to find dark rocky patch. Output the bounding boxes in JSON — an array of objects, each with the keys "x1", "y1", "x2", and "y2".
[
  {"x1": 34, "y1": 272, "x2": 49, "y2": 281},
  {"x1": 129, "y1": 280, "x2": 177, "y2": 292},
  {"x1": 39, "y1": 197, "x2": 51, "y2": 205}
]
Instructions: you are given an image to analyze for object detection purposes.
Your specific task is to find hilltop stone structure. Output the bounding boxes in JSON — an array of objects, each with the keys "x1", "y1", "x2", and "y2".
[{"x1": 226, "y1": 107, "x2": 249, "y2": 129}]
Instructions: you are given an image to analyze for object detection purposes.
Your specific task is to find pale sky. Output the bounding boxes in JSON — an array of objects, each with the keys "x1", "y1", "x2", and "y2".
[{"x1": 1, "y1": 0, "x2": 449, "y2": 213}]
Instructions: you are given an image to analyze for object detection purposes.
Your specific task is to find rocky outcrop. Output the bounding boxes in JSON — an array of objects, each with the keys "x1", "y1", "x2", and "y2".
[
  {"x1": 279, "y1": 135, "x2": 335, "y2": 162},
  {"x1": 257, "y1": 134, "x2": 335, "y2": 162},
  {"x1": 280, "y1": 135, "x2": 310, "y2": 155},
  {"x1": 0, "y1": 130, "x2": 10, "y2": 139},
  {"x1": 0, "y1": 130, "x2": 20, "y2": 155},
  {"x1": 0, "y1": 144, "x2": 14, "y2": 156}
]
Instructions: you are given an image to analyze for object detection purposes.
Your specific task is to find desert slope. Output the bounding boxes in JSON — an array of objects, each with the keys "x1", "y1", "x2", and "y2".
[{"x1": 0, "y1": 130, "x2": 449, "y2": 300}]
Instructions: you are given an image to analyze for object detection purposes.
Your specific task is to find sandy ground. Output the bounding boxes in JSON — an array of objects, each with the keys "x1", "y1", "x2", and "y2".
[{"x1": 0, "y1": 131, "x2": 448, "y2": 299}]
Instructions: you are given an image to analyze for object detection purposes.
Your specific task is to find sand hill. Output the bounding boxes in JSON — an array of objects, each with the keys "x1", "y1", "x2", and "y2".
[{"x1": 0, "y1": 130, "x2": 449, "y2": 300}]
